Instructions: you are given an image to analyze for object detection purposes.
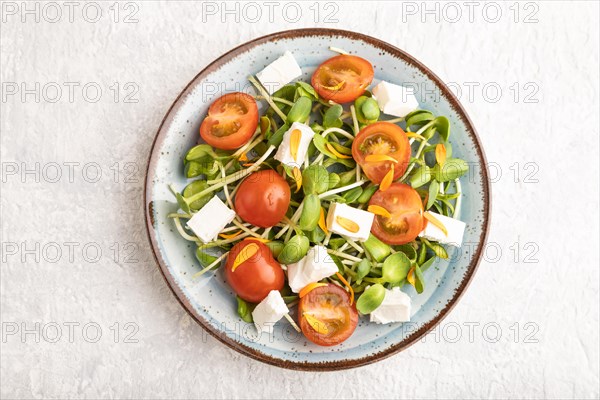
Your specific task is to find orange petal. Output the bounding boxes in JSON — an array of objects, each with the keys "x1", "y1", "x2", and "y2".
[
  {"x1": 292, "y1": 166, "x2": 302, "y2": 193},
  {"x1": 231, "y1": 242, "x2": 259, "y2": 272},
  {"x1": 423, "y1": 211, "x2": 448, "y2": 236},
  {"x1": 435, "y1": 143, "x2": 447, "y2": 166},
  {"x1": 219, "y1": 230, "x2": 243, "y2": 239},
  {"x1": 303, "y1": 313, "x2": 329, "y2": 334},
  {"x1": 407, "y1": 266, "x2": 416, "y2": 287},
  {"x1": 290, "y1": 129, "x2": 302, "y2": 162},
  {"x1": 336, "y1": 272, "x2": 355, "y2": 305},
  {"x1": 367, "y1": 205, "x2": 392, "y2": 219},
  {"x1": 322, "y1": 80, "x2": 346, "y2": 91},
  {"x1": 336, "y1": 216, "x2": 360, "y2": 233},
  {"x1": 243, "y1": 237, "x2": 270, "y2": 243},
  {"x1": 299, "y1": 282, "x2": 328, "y2": 298},
  {"x1": 364, "y1": 154, "x2": 398, "y2": 163},
  {"x1": 318, "y1": 207, "x2": 329, "y2": 234},
  {"x1": 379, "y1": 164, "x2": 394, "y2": 191},
  {"x1": 242, "y1": 163, "x2": 255, "y2": 167},
  {"x1": 239, "y1": 152, "x2": 249, "y2": 162},
  {"x1": 326, "y1": 143, "x2": 352, "y2": 159}
]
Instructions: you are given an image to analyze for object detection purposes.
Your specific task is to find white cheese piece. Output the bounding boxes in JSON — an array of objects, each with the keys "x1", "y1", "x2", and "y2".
[
  {"x1": 273, "y1": 122, "x2": 315, "y2": 168},
  {"x1": 256, "y1": 51, "x2": 302, "y2": 94},
  {"x1": 372, "y1": 80, "x2": 419, "y2": 118},
  {"x1": 326, "y1": 203, "x2": 375, "y2": 242},
  {"x1": 370, "y1": 287, "x2": 411, "y2": 324},
  {"x1": 419, "y1": 211, "x2": 466, "y2": 247},
  {"x1": 286, "y1": 245, "x2": 338, "y2": 293},
  {"x1": 251, "y1": 290, "x2": 289, "y2": 334},
  {"x1": 186, "y1": 196, "x2": 236, "y2": 243}
]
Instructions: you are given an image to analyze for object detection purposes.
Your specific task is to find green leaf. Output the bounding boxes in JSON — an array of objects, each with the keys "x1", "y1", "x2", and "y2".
[
  {"x1": 361, "y1": 97, "x2": 380, "y2": 121},
  {"x1": 272, "y1": 84, "x2": 296, "y2": 102},
  {"x1": 363, "y1": 234, "x2": 391, "y2": 262},
  {"x1": 302, "y1": 165, "x2": 330, "y2": 195},
  {"x1": 355, "y1": 259, "x2": 371, "y2": 284},
  {"x1": 342, "y1": 187, "x2": 363, "y2": 203},
  {"x1": 323, "y1": 104, "x2": 343, "y2": 128},
  {"x1": 356, "y1": 284, "x2": 386, "y2": 314},
  {"x1": 328, "y1": 172, "x2": 341, "y2": 189},
  {"x1": 236, "y1": 296, "x2": 254, "y2": 323},
  {"x1": 327, "y1": 238, "x2": 346, "y2": 250},
  {"x1": 405, "y1": 110, "x2": 434, "y2": 127},
  {"x1": 268, "y1": 123, "x2": 289, "y2": 147},
  {"x1": 183, "y1": 180, "x2": 214, "y2": 210},
  {"x1": 422, "y1": 238, "x2": 448, "y2": 259},
  {"x1": 195, "y1": 248, "x2": 219, "y2": 269},
  {"x1": 185, "y1": 144, "x2": 218, "y2": 162},
  {"x1": 265, "y1": 241, "x2": 284, "y2": 258},
  {"x1": 295, "y1": 81, "x2": 318, "y2": 100},
  {"x1": 277, "y1": 235, "x2": 310, "y2": 264},
  {"x1": 410, "y1": 165, "x2": 432, "y2": 188},
  {"x1": 175, "y1": 192, "x2": 191, "y2": 214},
  {"x1": 432, "y1": 158, "x2": 468, "y2": 182},
  {"x1": 287, "y1": 96, "x2": 312, "y2": 124},
  {"x1": 357, "y1": 185, "x2": 378, "y2": 204},
  {"x1": 419, "y1": 255, "x2": 437, "y2": 272},
  {"x1": 417, "y1": 243, "x2": 427, "y2": 265},
  {"x1": 329, "y1": 254, "x2": 345, "y2": 274},
  {"x1": 427, "y1": 180, "x2": 439, "y2": 210},
  {"x1": 395, "y1": 244, "x2": 417, "y2": 261},
  {"x1": 305, "y1": 226, "x2": 325, "y2": 243},
  {"x1": 312, "y1": 134, "x2": 338, "y2": 159},
  {"x1": 259, "y1": 116, "x2": 271, "y2": 138},
  {"x1": 382, "y1": 252, "x2": 411, "y2": 283},
  {"x1": 434, "y1": 116, "x2": 450, "y2": 141},
  {"x1": 413, "y1": 265, "x2": 425, "y2": 294},
  {"x1": 298, "y1": 194, "x2": 321, "y2": 231}
]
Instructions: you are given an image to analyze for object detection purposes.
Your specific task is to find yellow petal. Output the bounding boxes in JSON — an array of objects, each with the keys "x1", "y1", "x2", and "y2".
[
  {"x1": 423, "y1": 212, "x2": 448, "y2": 237},
  {"x1": 336, "y1": 272, "x2": 354, "y2": 305},
  {"x1": 406, "y1": 131, "x2": 426, "y2": 140},
  {"x1": 292, "y1": 166, "x2": 302, "y2": 193},
  {"x1": 299, "y1": 282, "x2": 328, "y2": 298},
  {"x1": 290, "y1": 129, "x2": 302, "y2": 162},
  {"x1": 336, "y1": 216, "x2": 360, "y2": 233},
  {"x1": 243, "y1": 237, "x2": 270, "y2": 243},
  {"x1": 239, "y1": 152, "x2": 249, "y2": 162},
  {"x1": 367, "y1": 205, "x2": 392, "y2": 219},
  {"x1": 326, "y1": 142, "x2": 352, "y2": 159},
  {"x1": 435, "y1": 143, "x2": 447, "y2": 166},
  {"x1": 231, "y1": 242, "x2": 259, "y2": 272},
  {"x1": 322, "y1": 80, "x2": 345, "y2": 91},
  {"x1": 407, "y1": 266, "x2": 416, "y2": 287},
  {"x1": 303, "y1": 313, "x2": 329, "y2": 334},
  {"x1": 364, "y1": 154, "x2": 398, "y2": 164},
  {"x1": 379, "y1": 164, "x2": 394, "y2": 191},
  {"x1": 318, "y1": 207, "x2": 329, "y2": 234},
  {"x1": 219, "y1": 230, "x2": 243, "y2": 239}
]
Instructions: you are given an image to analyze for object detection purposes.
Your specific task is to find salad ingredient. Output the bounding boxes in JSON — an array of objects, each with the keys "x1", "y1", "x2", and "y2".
[
  {"x1": 311, "y1": 55, "x2": 374, "y2": 103},
  {"x1": 369, "y1": 183, "x2": 424, "y2": 245},
  {"x1": 200, "y1": 92, "x2": 259, "y2": 150},
  {"x1": 298, "y1": 283, "x2": 358, "y2": 346},
  {"x1": 302, "y1": 165, "x2": 330, "y2": 195},
  {"x1": 277, "y1": 234, "x2": 310, "y2": 264},
  {"x1": 237, "y1": 296, "x2": 254, "y2": 323},
  {"x1": 298, "y1": 194, "x2": 321, "y2": 231},
  {"x1": 256, "y1": 51, "x2": 302, "y2": 94},
  {"x1": 274, "y1": 122, "x2": 316, "y2": 167},
  {"x1": 362, "y1": 234, "x2": 391, "y2": 262},
  {"x1": 286, "y1": 96, "x2": 312, "y2": 124},
  {"x1": 369, "y1": 287, "x2": 411, "y2": 324},
  {"x1": 371, "y1": 80, "x2": 419, "y2": 118},
  {"x1": 352, "y1": 122, "x2": 410, "y2": 184},
  {"x1": 286, "y1": 245, "x2": 338, "y2": 293},
  {"x1": 419, "y1": 211, "x2": 466, "y2": 247},
  {"x1": 251, "y1": 290, "x2": 289, "y2": 334},
  {"x1": 186, "y1": 196, "x2": 236, "y2": 242},
  {"x1": 356, "y1": 283, "x2": 386, "y2": 314},
  {"x1": 225, "y1": 239, "x2": 285, "y2": 303},
  {"x1": 234, "y1": 170, "x2": 291, "y2": 228},
  {"x1": 326, "y1": 203, "x2": 375, "y2": 242}
]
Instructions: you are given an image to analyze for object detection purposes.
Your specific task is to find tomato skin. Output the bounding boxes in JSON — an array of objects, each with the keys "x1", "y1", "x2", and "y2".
[
  {"x1": 298, "y1": 283, "x2": 358, "y2": 346},
  {"x1": 352, "y1": 122, "x2": 411, "y2": 184},
  {"x1": 311, "y1": 55, "x2": 374, "y2": 103},
  {"x1": 234, "y1": 169, "x2": 291, "y2": 228},
  {"x1": 200, "y1": 92, "x2": 258, "y2": 150},
  {"x1": 369, "y1": 183, "x2": 424, "y2": 245},
  {"x1": 225, "y1": 239, "x2": 285, "y2": 303}
]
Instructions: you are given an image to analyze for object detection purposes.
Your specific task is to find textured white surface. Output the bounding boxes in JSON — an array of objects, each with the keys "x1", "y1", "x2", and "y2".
[{"x1": 1, "y1": 1, "x2": 599, "y2": 399}]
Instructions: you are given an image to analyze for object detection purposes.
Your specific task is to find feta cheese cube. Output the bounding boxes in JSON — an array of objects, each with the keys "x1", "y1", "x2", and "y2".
[
  {"x1": 186, "y1": 196, "x2": 235, "y2": 243},
  {"x1": 251, "y1": 290, "x2": 289, "y2": 334},
  {"x1": 372, "y1": 81, "x2": 419, "y2": 118},
  {"x1": 419, "y1": 211, "x2": 466, "y2": 247},
  {"x1": 274, "y1": 122, "x2": 315, "y2": 168},
  {"x1": 286, "y1": 245, "x2": 338, "y2": 293},
  {"x1": 326, "y1": 203, "x2": 375, "y2": 242},
  {"x1": 370, "y1": 287, "x2": 411, "y2": 324},
  {"x1": 256, "y1": 51, "x2": 302, "y2": 94}
]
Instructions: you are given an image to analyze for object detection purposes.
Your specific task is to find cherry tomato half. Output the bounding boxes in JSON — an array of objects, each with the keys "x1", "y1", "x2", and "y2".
[
  {"x1": 298, "y1": 283, "x2": 358, "y2": 346},
  {"x1": 225, "y1": 239, "x2": 285, "y2": 303},
  {"x1": 311, "y1": 55, "x2": 374, "y2": 103},
  {"x1": 369, "y1": 183, "x2": 424, "y2": 245},
  {"x1": 199, "y1": 92, "x2": 258, "y2": 150},
  {"x1": 234, "y1": 169, "x2": 291, "y2": 228},
  {"x1": 352, "y1": 122, "x2": 411, "y2": 184}
]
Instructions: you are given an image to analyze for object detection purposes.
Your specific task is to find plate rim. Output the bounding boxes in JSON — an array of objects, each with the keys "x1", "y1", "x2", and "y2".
[{"x1": 144, "y1": 28, "x2": 491, "y2": 371}]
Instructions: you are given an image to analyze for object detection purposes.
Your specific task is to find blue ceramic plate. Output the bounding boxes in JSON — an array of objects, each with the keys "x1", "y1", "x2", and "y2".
[{"x1": 145, "y1": 29, "x2": 490, "y2": 370}]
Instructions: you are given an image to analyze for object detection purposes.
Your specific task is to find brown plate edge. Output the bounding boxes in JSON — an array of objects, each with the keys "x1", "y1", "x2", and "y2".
[{"x1": 143, "y1": 28, "x2": 491, "y2": 372}]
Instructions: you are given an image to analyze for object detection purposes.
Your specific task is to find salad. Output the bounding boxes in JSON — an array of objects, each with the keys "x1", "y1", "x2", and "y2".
[{"x1": 167, "y1": 49, "x2": 468, "y2": 347}]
